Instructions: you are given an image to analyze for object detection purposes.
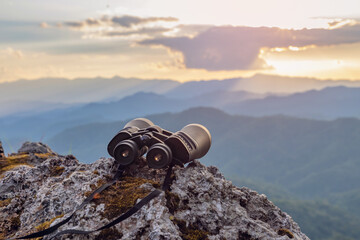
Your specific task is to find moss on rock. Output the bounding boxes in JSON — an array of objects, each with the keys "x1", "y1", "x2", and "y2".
[
  {"x1": 0, "y1": 198, "x2": 12, "y2": 208},
  {"x1": 35, "y1": 214, "x2": 64, "y2": 232},
  {"x1": 34, "y1": 153, "x2": 55, "y2": 159},
  {"x1": 0, "y1": 215, "x2": 21, "y2": 240},
  {"x1": 278, "y1": 228, "x2": 294, "y2": 239},
  {"x1": 172, "y1": 218, "x2": 209, "y2": 240},
  {"x1": 49, "y1": 166, "x2": 65, "y2": 177},
  {"x1": 0, "y1": 152, "x2": 54, "y2": 177},
  {"x1": 165, "y1": 191, "x2": 180, "y2": 214},
  {"x1": 95, "y1": 228, "x2": 123, "y2": 240},
  {"x1": 0, "y1": 154, "x2": 33, "y2": 176},
  {"x1": 87, "y1": 176, "x2": 160, "y2": 220},
  {"x1": 10, "y1": 216, "x2": 21, "y2": 231}
]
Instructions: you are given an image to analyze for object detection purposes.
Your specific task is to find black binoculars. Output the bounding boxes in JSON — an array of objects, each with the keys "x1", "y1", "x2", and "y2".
[{"x1": 107, "y1": 118, "x2": 211, "y2": 169}]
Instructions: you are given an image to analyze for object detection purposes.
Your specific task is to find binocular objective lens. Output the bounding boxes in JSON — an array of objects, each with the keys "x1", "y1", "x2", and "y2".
[
  {"x1": 146, "y1": 143, "x2": 172, "y2": 169},
  {"x1": 114, "y1": 140, "x2": 139, "y2": 166}
]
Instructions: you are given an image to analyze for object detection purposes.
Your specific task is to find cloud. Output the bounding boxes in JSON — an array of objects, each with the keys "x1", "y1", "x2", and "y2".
[
  {"x1": 60, "y1": 15, "x2": 179, "y2": 40},
  {"x1": 164, "y1": 24, "x2": 213, "y2": 38},
  {"x1": 110, "y1": 15, "x2": 178, "y2": 28},
  {"x1": 64, "y1": 15, "x2": 178, "y2": 29},
  {"x1": 58, "y1": 15, "x2": 212, "y2": 41},
  {"x1": 140, "y1": 21, "x2": 360, "y2": 71},
  {"x1": 102, "y1": 27, "x2": 171, "y2": 38},
  {"x1": 64, "y1": 17, "x2": 103, "y2": 28},
  {"x1": 1, "y1": 47, "x2": 24, "y2": 59},
  {"x1": 327, "y1": 18, "x2": 359, "y2": 29}
]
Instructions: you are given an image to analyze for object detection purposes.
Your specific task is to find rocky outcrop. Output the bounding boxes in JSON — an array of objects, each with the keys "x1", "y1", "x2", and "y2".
[
  {"x1": 0, "y1": 141, "x2": 4, "y2": 159},
  {"x1": 0, "y1": 143, "x2": 309, "y2": 240},
  {"x1": 17, "y1": 141, "x2": 54, "y2": 154}
]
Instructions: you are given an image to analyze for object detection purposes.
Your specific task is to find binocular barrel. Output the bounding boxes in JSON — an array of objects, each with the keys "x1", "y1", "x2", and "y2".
[
  {"x1": 146, "y1": 143, "x2": 173, "y2": 169},
  {"x1": 165, "y1": 124, "x2": 212, "y2": 163},
  {"x1": 107, "y1": 118, "x2": 211, "y2": 169},
  {"x1": 113, "y1": 140, "x2": 147, "y2": 166},
  {"x1": 107, "y1": 118, "x2": 154, "y2": 158}
]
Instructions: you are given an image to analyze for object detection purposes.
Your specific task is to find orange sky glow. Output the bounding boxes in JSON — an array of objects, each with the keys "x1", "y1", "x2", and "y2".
[{"x1": 0, "y1": 0, "x2": 360, "y2": 83}]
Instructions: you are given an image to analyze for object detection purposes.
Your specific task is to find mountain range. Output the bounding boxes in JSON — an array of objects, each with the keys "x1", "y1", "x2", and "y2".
[
  {"x1": 1, "y1": 85, "x2": 359, "y2": 152},
  {"x1": 2, "y1": 73, "x2": 360, "y2": 117},
  {"x1": 0, "y1": 76, "x2": 179, "y2": 117}
]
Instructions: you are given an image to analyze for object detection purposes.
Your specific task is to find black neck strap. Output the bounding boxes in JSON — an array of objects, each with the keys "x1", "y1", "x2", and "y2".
[{"x1": 12, "y1": 163, "x2": 174, "y2": 240}]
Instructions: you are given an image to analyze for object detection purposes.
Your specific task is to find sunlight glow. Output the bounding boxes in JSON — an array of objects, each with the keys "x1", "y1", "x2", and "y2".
[{"x1": 265, "y1": 58, "x2": 360, "y2": 80}]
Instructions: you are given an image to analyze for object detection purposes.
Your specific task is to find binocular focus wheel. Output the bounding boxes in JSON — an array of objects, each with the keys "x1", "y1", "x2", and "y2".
[
  {"x1": 146, "y1": 143, "x2": 172, "y2": 169},
  {"x1": 113, "y1": 140, "x2": 139, "y2": 166}
]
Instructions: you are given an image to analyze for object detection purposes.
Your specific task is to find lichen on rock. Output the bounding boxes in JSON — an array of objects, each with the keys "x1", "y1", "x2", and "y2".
[{"x1": 0, "y1": 142, "x2": 309, "y2": 240}]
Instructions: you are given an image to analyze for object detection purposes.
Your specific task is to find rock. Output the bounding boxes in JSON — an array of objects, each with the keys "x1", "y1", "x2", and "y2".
[
  {"x1": 18, "y1": 141, "x2": 54, "y2": 154},
  {"x1": 0, "y1": 141, "x2": 4, "y2": 158},
  {"x1": 0, "y1": 143, "x2": 309, "y2": 240}
]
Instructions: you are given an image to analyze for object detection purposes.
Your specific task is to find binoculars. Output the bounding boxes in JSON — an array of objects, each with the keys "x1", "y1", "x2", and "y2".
[{"x1": 107, "y1": 118, "x2": 211, "y2": 169}]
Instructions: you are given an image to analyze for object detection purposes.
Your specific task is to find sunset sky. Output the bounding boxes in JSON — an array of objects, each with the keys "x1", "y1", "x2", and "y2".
[{"x1": 1, "y1": 0, "x2": 360, "y2": 83}]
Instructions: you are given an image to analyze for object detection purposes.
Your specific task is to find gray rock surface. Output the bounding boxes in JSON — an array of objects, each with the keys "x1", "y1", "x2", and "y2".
[
  {"x1": 17, "y1": 141, "x2": 54, "y2": 154},
  {"x1": 0, "y1": 144, "x2": 309, "y2": 240}
]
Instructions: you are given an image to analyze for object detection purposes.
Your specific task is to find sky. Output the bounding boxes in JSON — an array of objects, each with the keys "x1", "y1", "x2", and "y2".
[{"x1": 1, "y1": 0, "x2": 360, "y2": 83}]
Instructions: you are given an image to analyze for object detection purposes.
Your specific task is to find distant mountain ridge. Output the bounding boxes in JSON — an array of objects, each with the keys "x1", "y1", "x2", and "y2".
[
  {"x1": 0, "y1": 76, "x2": 180, "y2": 117},
  {"x1": 225, "y1": 86, "x2": 360, "y2": 119},
  {"x1": 1, "y1": 86, "x2": 360, "y2": 151},
  {"x1": 0, "y1": 76, "x2": 179, "y2": 104},
  {"x1": 2, "y1": 73, "x2": 360, "y2": 117},
  {"x1": 165, "y1": 74, "x2": 360, "y2": 98},
  {"x1": 0, "y1": 89, "x2": 264, "y2": 144}
]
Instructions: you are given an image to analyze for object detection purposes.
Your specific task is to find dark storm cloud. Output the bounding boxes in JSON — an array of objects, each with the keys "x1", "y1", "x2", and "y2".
[{"x1": 140, "y1": 22, "x2": 360, "y2": 71}]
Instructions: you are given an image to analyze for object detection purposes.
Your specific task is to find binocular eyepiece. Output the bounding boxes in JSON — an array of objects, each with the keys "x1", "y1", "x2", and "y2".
[{"x1": 107, "y1": 118, "x2": 211, "y2": 169}]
